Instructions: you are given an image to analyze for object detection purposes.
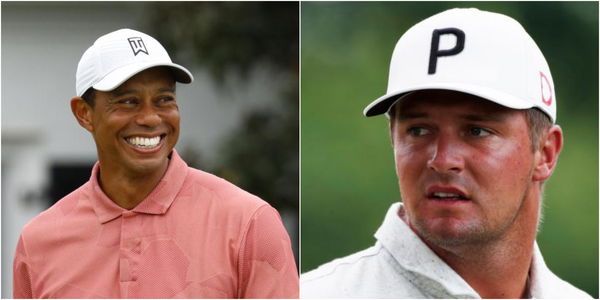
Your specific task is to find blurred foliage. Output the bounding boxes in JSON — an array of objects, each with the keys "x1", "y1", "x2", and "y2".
[
  {"x1": 144, "y1": 2, "x2": 299, "y2": 211},
  {"x1": 301, "y1": 2, "x2": 598, "y2": 297},
  {"x1": 145, "y1": 2, "x2": 298, "y2": 83}
]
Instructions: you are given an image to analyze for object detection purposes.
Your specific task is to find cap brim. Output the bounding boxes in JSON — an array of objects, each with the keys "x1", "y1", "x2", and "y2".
[
  {"x1": 93, "y1": 61, "x2": 193, "y2": 92},
  {"x1": 363, "y1": 82, "x2": 536, "y2": 117}
]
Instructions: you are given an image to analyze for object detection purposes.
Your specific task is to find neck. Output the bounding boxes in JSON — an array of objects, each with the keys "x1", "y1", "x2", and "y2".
[
  {"x1": 412, "y1": 187, "x2": 540, "y2": 299},
  {"x1": 97, "y1": 159, "x2": 169, "y2": 210},
  {"x1": 430, "y1": 231, "x2": 535, "y2": 298}
]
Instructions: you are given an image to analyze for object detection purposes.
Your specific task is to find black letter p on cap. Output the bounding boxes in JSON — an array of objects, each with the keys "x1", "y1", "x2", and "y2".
[{"x1": 428, "y1": 28, "x2": 465, "y2": 74}]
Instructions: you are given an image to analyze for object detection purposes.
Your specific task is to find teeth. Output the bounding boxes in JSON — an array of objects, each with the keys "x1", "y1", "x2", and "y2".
[
  {"x1": 433, "y1": 192, "x2": 461, "y2": 198},
  {"x1": 127, "y1": 136, "x2": 161, "y2": 148}
]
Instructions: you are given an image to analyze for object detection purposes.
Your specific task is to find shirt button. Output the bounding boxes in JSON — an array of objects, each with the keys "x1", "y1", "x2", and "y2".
[{"x1": 122, "y1": 211, "x2": 136, "y2": 218}]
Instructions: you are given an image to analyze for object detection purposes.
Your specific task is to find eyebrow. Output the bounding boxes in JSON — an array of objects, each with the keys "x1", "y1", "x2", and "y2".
[
  {"x1": 109, "y1": 89, "x2": 135, "y2": 98},
  {"x1": 158, "y1": 87, "x2": 176, "y2": 93}
]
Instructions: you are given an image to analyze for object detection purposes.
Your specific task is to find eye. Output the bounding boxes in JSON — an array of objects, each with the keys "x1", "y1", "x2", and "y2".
[
  {"x1": 469, "y1": 127, "x2": 491, "y2": 137},
  {"x1": 118, "y1": 98, "x2": 137, "y2": 105},
  {"x1": 158, "y1": 96, "x2": 175, "y2": 103},
  {"x1": 407, "y1": 127, "x2": 431, "y2": 137}
]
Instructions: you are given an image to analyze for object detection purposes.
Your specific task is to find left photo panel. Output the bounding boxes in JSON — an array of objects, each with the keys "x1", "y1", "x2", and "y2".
[{"x1": 2, "y1": 2, "x2": 299, "y2": 298}]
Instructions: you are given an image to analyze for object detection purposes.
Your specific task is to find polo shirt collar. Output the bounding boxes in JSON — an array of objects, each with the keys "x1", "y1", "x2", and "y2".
[
  {"x1": 89, "y1": 149, "x2": 189, "y2": 224},
  {"x1": 528, "y1": 242, "x2": 567, "y2": 298},
  {"x1": 375, "y1": 202, "x2": 480, "y2": 298}
]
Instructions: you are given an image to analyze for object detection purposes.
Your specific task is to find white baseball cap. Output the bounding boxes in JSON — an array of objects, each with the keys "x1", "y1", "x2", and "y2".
[
  {"x1": 363, "y1": 8, "x2": 556, "y2": 123},
  {"x1": 76, "y1": 28, "x2": 193, "y2": 97}
]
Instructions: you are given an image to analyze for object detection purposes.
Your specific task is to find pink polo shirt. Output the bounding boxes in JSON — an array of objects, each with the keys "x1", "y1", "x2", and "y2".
[{"x1": 13, "y1": 150, "x2": 299, "y2": 298}]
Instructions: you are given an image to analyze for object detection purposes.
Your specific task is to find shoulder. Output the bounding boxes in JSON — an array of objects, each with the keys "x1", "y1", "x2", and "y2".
[
  {"x1": 20, "y1": 183, "x2": 90, "y2": 242},
  {"x1": 301, "y1": 243, "x2": 426, "y2": 298},
  {"x1": 301, "y1": 244, "x2": 383, "y2": 281},
  {"x1": 183, "y1": 167, "x2": 267, "y2": 210},
  {"x1": 301, "y1": 244, "x2": 392, "y2": 298},
  {"x1": 17, "y1": 182, "x2": 92, "y2": 263},
  {"x1": 177, "y1": 167, "x2": 274, "y2": 231}
]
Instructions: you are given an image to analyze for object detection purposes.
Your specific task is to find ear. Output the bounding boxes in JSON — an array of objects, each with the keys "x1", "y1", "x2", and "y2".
[
  {"x1": 532, "y1": 125, "x2": 563, "y2": 182},
  {"x1": 70, "y1": 97, "x2": 94, "y2": 132}
]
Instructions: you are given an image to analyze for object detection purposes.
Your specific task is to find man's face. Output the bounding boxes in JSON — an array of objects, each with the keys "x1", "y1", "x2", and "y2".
[
  {"x1": 88, "y1": 67, "x2": 179, "y2": 175},
  {"x1": 391, "y1": 90, "x2": 538, "y2": 248}
]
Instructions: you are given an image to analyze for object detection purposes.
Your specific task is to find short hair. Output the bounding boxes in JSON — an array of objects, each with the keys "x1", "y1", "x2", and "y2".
[
  {"x1": 525, "y1": 108, "x2": 553, "y2": 152},
  {"x1": 81, "y1": 88, "x2": 96, "y2": 107},
  {"x1": 389, "y1": 104, "x2": 553, "y2": 153}
]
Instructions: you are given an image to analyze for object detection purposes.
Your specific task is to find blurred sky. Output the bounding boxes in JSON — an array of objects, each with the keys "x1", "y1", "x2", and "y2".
[{"x1": 301, "y1": 2, "x2": 598, "y2": 297}]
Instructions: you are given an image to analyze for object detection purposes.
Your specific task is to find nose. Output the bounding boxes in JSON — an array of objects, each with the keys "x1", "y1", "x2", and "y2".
[
  {"x1": 135, "y1": 102, "x2": 161, "y2": 128},
  {"x1": 427, "y1": 134, "x2": 464, "y2": 174}
]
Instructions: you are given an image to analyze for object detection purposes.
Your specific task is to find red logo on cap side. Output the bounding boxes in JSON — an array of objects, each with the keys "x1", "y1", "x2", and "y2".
[{"x1": 540, "y1": 72, "x2": 552, "y2": 106}]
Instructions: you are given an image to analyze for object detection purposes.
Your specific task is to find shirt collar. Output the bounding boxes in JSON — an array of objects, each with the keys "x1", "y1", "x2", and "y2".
[
  {"x1": 89, "y1": 149, "x2": 189, "y2": 224},
  {"x1": 374, "y1": 202, "x2": 479, "y2": 298},
  {"x1": 375, "y1": 203, "x2": 480, "y2": 298},
  {"x1": 528, "y1": 242, "x2": 567, "y2": 298}
]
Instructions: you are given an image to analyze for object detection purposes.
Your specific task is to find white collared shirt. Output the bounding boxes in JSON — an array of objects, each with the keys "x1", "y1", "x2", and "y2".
[{"x1": 301, "y1": 202, "x2": 591, "y2": 299}]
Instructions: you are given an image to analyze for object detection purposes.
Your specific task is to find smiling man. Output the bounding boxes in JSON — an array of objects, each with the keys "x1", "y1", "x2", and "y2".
[
  {"x1": 301, "y1": 8, "x2": 591, "y2": 299},
  {"x1": 13, "y1": 29, "x2": 298, "y2": 298}
]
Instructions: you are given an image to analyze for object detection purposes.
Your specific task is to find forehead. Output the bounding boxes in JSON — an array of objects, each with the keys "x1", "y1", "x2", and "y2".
[
  {"x1": 113, "y1": 67, "x2": 176, "y2": 92},
  {"x1": 393, "y1": 90, "x2": 520, "y2": 120}
]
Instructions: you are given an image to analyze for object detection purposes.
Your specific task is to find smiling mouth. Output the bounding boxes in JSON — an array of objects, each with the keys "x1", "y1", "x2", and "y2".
[{"x1": 125, "y1": 134, "x2": 166, "y2": 149}]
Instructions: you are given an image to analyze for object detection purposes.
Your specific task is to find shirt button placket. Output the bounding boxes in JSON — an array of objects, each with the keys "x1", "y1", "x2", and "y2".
[{"x1": 119, "y1": 211, "x2": 142, "y2": 298}]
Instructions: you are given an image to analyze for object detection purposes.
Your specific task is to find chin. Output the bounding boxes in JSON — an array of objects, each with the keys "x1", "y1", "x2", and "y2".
[
  {"x1": 413, "y1": 217, "x2": 489, "y2": 248},
  {"x1": 123, "y1": 149, "x2": 172, "y2": 174},
  {"x1": 129, "y1": 160, "x2": 164, "y2": 173}
]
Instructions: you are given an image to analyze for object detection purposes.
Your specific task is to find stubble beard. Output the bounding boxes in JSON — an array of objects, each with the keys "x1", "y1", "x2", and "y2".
[
  {"x1": 406, "y1": 196, "x2": 526, "y2": 250},
  {"x1": 411, "y1": 215, "x2": 494, "y2": 248}
]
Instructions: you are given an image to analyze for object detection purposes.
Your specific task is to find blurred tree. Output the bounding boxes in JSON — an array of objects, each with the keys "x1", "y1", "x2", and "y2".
[{"x1": 143, "y1": 2, "x2": 299, "y2": 212}]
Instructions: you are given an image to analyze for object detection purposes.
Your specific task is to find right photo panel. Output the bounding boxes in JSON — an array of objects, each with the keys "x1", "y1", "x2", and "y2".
[{"x1": 301, "y1": 1, "x2": 598, "y2": 298}]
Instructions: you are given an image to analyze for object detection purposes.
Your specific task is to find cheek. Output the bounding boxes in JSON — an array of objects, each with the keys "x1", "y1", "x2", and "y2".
[
  {"x1": 473, "y1": 140, "x2": 534, "y2": 197},
  {"x1": 162, "y1": 109, "x2": 180, "y2": 144},
  {"x1": 395, "y1": 150, "x2": 419, "y2": 178},
  {"x1": 92, "y1": 113, "x2": 125, "y2": 140},
  {"x1": 394, "y1": 144, "x2": 427, "y2": 198},
  {"x1": 165, "y1": 108, "x2": 180, "y2": 128},
  {"x1": 394, "y1": 137, "x2": 430, "y2": 169}
]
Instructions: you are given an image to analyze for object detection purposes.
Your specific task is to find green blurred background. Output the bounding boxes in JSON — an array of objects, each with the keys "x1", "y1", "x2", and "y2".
[{"x1": 301, "y1": 1, "x2": 598, "y2": 297}]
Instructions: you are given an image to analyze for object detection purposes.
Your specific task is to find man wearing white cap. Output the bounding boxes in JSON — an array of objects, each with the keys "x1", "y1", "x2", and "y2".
[
  {"x1": 13, "y1": 29, "x2": 299, "y2": 298},
  {"x1": 301, "y1": 8, "x2": 591, "y2": 299}
]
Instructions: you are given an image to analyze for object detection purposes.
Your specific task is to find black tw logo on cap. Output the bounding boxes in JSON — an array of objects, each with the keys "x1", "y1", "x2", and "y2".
[
  {"x1": 128, "y1": 37, "x2": 148, "y2": 56},
  {"x1": 428, "y1": 28, "x2": 465, "y2": 74}
]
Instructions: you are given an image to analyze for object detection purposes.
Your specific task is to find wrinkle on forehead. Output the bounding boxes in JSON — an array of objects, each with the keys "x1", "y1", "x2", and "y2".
[
  {"x1": 394, "y1": 90, "x2": 520, "y2": 122},
  {"x1": 109, "y1": 67, "x2": 176, "y2": 96}
]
